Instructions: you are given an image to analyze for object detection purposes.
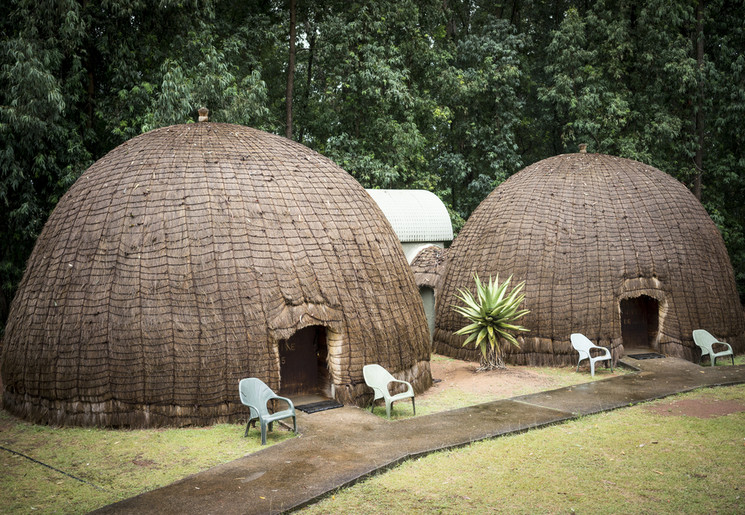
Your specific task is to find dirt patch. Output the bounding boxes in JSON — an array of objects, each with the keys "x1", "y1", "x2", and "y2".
[
  {"x1": 131, "y1": 458, "x2": 158, "y2": 467},
  {"x1": 421, "y1": 358, "x2": 565, "y2": 399},
  {"x1": 644, "y1": 398, "x2": 745, "y2": 419}
]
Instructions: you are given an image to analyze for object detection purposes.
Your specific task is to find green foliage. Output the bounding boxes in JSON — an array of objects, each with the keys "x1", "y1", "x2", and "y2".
[
  {"x1": 0, "y1": 1, "x2": 92, "y2": 324},
  {"x1": 298, "y1": 1, "x2": 431, "y2": 189},
  {"x1": 2, "y1": 0, "x2": 745, "y2": 328},
  {"x1": 453, "y1": 273, "x2": 529, "y2": 369},
  {"x1": 431, "y1": 8, "x2": 527, "y2": 219}
]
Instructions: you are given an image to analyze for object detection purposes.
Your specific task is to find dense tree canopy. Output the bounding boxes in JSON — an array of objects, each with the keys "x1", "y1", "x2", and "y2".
[{"x1": 1, "y1": 0, "x2": 744, "y2": 327}]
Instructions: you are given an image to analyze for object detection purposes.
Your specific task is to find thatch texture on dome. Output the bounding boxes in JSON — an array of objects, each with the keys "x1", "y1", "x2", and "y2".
[
  {"x1": 410, "y1": 245, "x2": 446, "y2": 290},
  {"x1": 1, "y1": 123, "x2": 431, "y2": 427},
  {"x1": 434, "y1": 153, "x2": 745, "y2": 365}
]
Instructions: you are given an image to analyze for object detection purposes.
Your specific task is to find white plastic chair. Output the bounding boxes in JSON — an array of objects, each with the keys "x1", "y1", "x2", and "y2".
[
  {"x1": 692, "y1": 329, "x2": 734, "y2": 366},
  {"x1": 363, "y1": 364, "x2": 415, "y2": 418},
  {"x1": 238, "y1": 378, "x2": 297, "y2": 444},
  {"x1": 570, "y1": 333, "x2": 613, "y2": 377}
]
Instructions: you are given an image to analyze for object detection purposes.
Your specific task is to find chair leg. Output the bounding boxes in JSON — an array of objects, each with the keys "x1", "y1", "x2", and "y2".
[
  {"x1": 385, "y1": 400, "x2": 392, "y2": 419},
  {"x1": 411, "y1": 397, "x2": 416, "y2": 416},
  {"x1": 590, "y1": 361, "x2": 595, "y2": 377},
  {"x1": 244, "y1": 418, "x2": 256, "y2": 437},
  {"x1": 292, "y1": 416, "x2": 297, "y2": 434},
  {"x1": 731, "y1": 355, "x2": 735, "y2": 366},
  {"x1": 260, "y1": 421, "x2": 267, "y2": 445}
]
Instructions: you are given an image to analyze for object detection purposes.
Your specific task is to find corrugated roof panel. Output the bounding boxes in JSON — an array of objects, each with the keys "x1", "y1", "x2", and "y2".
[{"x1": 366, "y1": 189, "x2": 454, "y2": 243}]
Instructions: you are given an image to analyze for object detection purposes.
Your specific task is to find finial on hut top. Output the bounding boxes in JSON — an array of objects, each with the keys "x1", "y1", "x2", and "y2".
[
  {"x1": 198, "y1": 107, "x2": 209, "y2": 122},
  {"x1": 579, "y1": 143, "x2": 587, "y2": 153}
]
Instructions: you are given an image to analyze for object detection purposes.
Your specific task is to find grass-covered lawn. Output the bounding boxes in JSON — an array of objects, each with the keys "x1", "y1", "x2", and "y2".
[
  {"x1": 0, "y1": 416, "x2": 294, "y2": 514},
  {"x1": 302, "y1": 384, "x2": 745, "y2": 514}
]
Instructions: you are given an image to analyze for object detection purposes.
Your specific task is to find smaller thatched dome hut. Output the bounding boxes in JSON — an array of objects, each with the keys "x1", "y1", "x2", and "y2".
[
  {"x1": 434, "y1": 152, "x2": 744, "y2": 365},
  {"x1": 1, "y1": 122, "x2": 432, "y2": 427}
]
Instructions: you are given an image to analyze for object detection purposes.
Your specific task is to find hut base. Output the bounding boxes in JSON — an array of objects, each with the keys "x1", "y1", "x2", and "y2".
[
  {"x1": 435, "y1": 328, "x2": 745, "y2": 367},
  {"x1": 434, "y1": 329, "x2": 625, "y2": 367},
  {"x1": 2, "y1": 359, "x2": 433, "y2": 428},
  {"x1": 1, "y1": 390, "x2": 248, "y2": 428}
]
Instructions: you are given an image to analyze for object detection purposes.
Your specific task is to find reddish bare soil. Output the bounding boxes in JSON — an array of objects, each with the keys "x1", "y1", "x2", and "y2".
[
  {"x1": 643, "y1": 398, "x2": 745, "y2": 418},
  {"x1": 422, "y1": 357, "x2": 570, "y2": 399}
]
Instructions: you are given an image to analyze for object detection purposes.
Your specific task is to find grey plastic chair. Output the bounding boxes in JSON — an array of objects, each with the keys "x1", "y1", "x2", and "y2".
[
  {"x1": 238, "y1": 378, "x2": 297, "y2": 445},
  {"x1": 692, "y1": 329, "x2": 734, "y2": 366},
  {"x1": 570, "y1": 333, "x2": 613, "y2": 377},
  {"x1": 363, "y1": 364, "x2": 415, "y2": 418}
]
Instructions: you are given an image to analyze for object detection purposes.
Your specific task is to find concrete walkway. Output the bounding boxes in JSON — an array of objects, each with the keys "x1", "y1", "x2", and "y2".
[{"x1": 93, "y1": 357, "x2": 745, "y2": 515}]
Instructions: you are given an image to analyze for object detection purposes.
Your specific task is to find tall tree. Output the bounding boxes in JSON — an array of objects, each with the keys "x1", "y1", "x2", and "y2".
[
  {"x1": 285, "y1": 0, "x2": 297, "y2": 139},
  {"x1": 0, "y1": 0, "x2": 92, "y2": 325},
  {"x1": 298, "y1": 1, "x2": 431, "y2": 189},
  {"x1": 433, "y1": 1, "x2": 527, "y2": 220}
]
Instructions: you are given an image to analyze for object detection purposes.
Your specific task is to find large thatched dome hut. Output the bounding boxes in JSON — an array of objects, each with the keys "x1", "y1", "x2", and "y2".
[
  {"x1": 1, "y1": 122, "x2": 432, "y2": 427},
  {"x1": 434, "y1": 152, "x2": 745, "y2": 365}
]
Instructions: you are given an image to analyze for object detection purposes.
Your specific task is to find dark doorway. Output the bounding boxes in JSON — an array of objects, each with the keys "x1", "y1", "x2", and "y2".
[
  {"x1": 620, "y1": 296, "x2": 659, "y2": 350},
  {"x1": 279, "y1": 325, "x2": 329, "y2": 396}
]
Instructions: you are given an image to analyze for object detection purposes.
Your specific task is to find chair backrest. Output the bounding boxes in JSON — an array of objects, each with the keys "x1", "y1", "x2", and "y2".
[
  {"x1": 692, "y1": 329, "x2": 716, "y2": 350},
  {"x1": 239, "y1": 378, "x2": 274, "y2": 417},
  {"x1": 570, "y1": 333, "x2": 593, "y2": 353},
  {"x1": 363, "y1": 364, "x2": 395, "y2": 388}
]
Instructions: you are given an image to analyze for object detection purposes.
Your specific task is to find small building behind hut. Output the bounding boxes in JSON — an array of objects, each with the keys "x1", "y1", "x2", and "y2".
[
  {"x1": 1, "y1": 121, "x2": 432, "y2": 428},
  {"x1": 367, "y1": 189, "x2": 453, "y2": 339},
  {"x1": 435, "y1": 151, "x2": 745, "y2": 365}
]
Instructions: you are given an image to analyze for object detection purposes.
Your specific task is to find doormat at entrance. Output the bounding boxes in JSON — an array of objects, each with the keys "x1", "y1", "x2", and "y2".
[
  {"x1": 295, "y1": 400, "x2": 344, "y2": 414},
  {"x1": 628, "y1": 353, "x2": 666, "y2": 360}
]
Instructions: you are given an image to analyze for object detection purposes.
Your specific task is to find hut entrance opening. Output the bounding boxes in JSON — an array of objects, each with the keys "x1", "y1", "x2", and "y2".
[
  {"x1": 279, "y1": 325, "x2": 331, "y2": 398},
  {"x1": 620, "y1": 296, "x2": 659, "y2": 351},
  {"x1": 419, "y1": 286, "x2": 436, "y2": 340}
]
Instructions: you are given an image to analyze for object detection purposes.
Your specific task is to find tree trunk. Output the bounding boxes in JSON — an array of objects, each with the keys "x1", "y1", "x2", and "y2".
[
  {"x1": 298, "y1": 17, "x2": 316, "y2": 144},
  {"x1": 478, "y1": 345, "x2": 506, "y2": 371},
  {"x1": 693, "y1": 0, "x2": 704, "y2": 199},
  {"x1": 285, "y1": 0, "x2": 297, "y2": 140}
]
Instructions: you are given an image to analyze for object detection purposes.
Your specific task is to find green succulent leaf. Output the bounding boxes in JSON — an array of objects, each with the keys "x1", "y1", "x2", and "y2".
[{"x1": 452, "y1": 273, "x2": 530, "y2": 366}]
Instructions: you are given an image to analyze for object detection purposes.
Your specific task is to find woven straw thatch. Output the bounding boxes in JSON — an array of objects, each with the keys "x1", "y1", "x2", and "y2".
[
  {"x1": 434, "y1": 152, "x2": 745, "y2": 365},
  {"x1": 1, "y1": 123, "x2": 431, "y2": 427},
  {"x1": 410, "y1": 245, "x2": 447, "y2": 290}
]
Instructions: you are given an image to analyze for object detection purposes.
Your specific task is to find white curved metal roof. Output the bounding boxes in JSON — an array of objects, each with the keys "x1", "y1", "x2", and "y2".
[{"x1": 366, "y1": 189, "x2": 454, "y2": 243}]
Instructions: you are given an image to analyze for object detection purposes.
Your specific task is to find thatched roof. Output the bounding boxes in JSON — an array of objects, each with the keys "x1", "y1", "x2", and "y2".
[
  {"x1": 434, "y1": 152, "x2": 745, "y2": 365},
  {"x1": 410, "y1": 245, "x2": 447, "y2": 290},
  {"x1": 1, "y1": 123, "x2": 431, "y2": 427}
]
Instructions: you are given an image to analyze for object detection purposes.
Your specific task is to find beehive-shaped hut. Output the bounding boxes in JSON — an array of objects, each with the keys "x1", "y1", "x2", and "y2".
[
  {"x1": 1, "y1": 122, "x2": 432, "y2": 427},
  {"x1": 434, "y1": 152, "x2": 745, "y2": 365}
]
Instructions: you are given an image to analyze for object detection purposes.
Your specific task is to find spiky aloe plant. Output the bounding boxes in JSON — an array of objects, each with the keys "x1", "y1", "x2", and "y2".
[{"x1": 453, "y1": 273, "x2": 530, "y2": 370}]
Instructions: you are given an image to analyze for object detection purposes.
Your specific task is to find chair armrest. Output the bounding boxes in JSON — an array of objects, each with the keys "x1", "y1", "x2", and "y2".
[
  {"x1": 387, "y1": 379, "x2": 414, "y2": 395},
  {"x1": 712, "y1": 341, "x2": 733, "y2": 353},
  {"x1": 269, "y1": 395, "x2": 295, "y2": 410},
  {"x1": 588, "y1": 344, "x2": 611, "y2": 355}
]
